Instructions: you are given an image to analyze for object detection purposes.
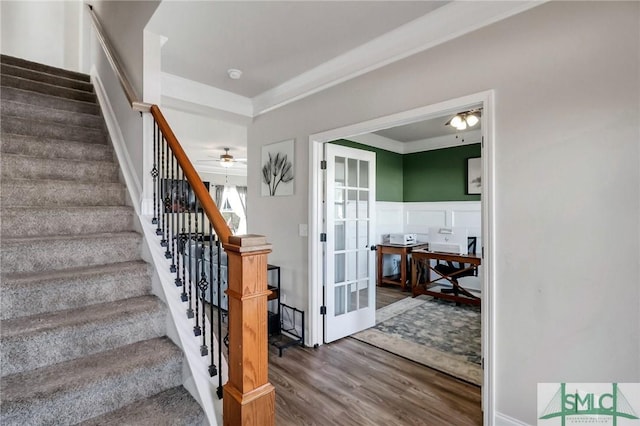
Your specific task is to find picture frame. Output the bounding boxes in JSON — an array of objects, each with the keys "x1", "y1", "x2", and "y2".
[
  {"x1": 261, "y1": 139, "x2": 294, "y2": 196},
  {"x1": 466, "y1": 157, "x2": 482, "y2": 195},
  {"x1": 161, "y1": 178, "x2": 210, "y2": 213}
]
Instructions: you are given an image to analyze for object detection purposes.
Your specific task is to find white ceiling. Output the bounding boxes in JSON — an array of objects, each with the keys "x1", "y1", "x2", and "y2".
[
  {"x1": 147, "y1": 1, "x2": 447, "y2": 98},
  {"x1": 146, "y1": 1, "x2": 542, "y2": 174}
]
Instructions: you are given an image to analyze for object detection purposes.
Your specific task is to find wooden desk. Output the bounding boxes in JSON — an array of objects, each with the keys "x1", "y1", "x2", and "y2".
[
  {"x1": 376, "y1": 243, "x2": 428, "y2": 290},
  {"x1": 411, "y1": 250, "x2": 481, "y2": 305}
]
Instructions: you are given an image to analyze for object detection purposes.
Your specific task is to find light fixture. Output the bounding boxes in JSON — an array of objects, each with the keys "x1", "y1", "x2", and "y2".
[
  {"x1": 219, "y1": 148, "x2": 234, "y2": 168},
  {"x1": 227, "y1": 68, "x2": 242, "y2": 80},
  {"x1": 446, "y1": 109, "x2": 482, "y2": 130}
]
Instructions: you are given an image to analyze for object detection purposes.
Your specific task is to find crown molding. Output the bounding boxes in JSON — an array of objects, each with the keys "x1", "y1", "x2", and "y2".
[
  {"x1": 161, "y1": 72, "x2": 253, "y2": 117},
  {"x1": 403, "y1": 129, "x2": 481, "y2": 153},
  {"x1": 252, "y1": 1, "x2": 545, "y2": 116},
  {"x1": 347, "y1": 133, "x2": 404, "y2": 153},
  {"x1": 347, "y1": 129, "x2": 481, "y2": 154}
]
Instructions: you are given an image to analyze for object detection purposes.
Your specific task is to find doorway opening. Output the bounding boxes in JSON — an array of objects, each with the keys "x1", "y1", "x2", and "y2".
[{"x1": 308, "y1": 90, "x2": 495, "y2": 422}]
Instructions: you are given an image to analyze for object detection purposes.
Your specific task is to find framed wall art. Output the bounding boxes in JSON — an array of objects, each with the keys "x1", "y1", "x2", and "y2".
[
  {"x1": 466, "y1": 157, "x2": 482, "y2": 195},
  {"x1": 261, "y1": 139, "x2": 294, "y2": 196}
]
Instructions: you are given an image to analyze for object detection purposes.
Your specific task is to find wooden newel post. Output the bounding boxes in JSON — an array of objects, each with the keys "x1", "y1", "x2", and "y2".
[{"x1": 223, "y1": 234, "x2": 276, "y2": 426}]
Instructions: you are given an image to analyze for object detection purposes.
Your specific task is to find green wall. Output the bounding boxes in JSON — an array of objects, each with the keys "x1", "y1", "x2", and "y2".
[
  {"x1": 331, "y1": 139, "x2": 403, "y2": 202},
  {"x1": 330, "y1": 140, "x2": 480, "y2": 202},
  {"x1": 403, "y1": 144, "x2": 481, "y2": 202}
]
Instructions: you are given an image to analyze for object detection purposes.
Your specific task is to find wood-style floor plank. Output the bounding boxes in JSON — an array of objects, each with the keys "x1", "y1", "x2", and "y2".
[{"x1": 270, "y1": 336, "x2": 481, "y2": 425}]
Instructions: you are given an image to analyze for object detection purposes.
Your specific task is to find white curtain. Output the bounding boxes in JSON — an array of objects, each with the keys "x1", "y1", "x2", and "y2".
[{"x1": 221, "y1": 186, "x2": 247, "y2": 235}]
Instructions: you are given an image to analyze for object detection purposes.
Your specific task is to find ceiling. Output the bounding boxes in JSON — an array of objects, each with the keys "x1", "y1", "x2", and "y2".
[
  {"x1": 147, "y1": 1, "x2": 448, "y2": 98},
  {"x1": 145, "y1": 1, "x2": 540, "y2": 174}
]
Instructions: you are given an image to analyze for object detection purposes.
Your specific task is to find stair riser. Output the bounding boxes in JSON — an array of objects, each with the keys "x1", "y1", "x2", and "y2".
[
  {"x1": 1, "y1": 54, "x2": 91, "y2": 82},
  {"x1": 1, "y1": 181, "x2": 125, "y2": 207},
  {"x1": 1, "y1": 64, "x2": 94, "y2": 92},
  {"x1": 1, "y1": 353, "x2": 182, "y2": 426},
  {"x1": 1, "y1": 133, "x2": 113, "y2": 162},
  {"x1": 2, "y1": 115, "x2": 107, "y2": 144},
  {"x1": 79, "y1": 386, "x2": 207, "y2": 426},
  {"x1": 2, "y1": 305, "x2": 165, "y2": 375},
  {"x1": 1, "y1": 207, "x2": 133, "y2": 238},
  {"x1": 1, "y1": 74, "x2": 97, "y2": 103},
  {"x1": 1, "y1": 156, "x2": 119, "y2": 183},
  {"x1": 1, "y1": 87, "x2": 100, "y2": 115},
  {"x1": 1, "y1": 263, "x2": 151, "y2": 320},
  {"x1": 1, "y1": 234, "x2": 142, "y2": 274},
  {"x1": 1, "y1": 100, "x2": 104, "y2": 129}
]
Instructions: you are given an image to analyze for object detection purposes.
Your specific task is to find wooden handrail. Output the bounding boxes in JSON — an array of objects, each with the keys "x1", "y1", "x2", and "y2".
[
  {"x1": 150, "y1": 105, "x2": 232, "y2": 244},
  {"x1": 86, "y1": 4, "x2": 151, "y2": 112},
  {"x1": 88, "y1": 7, "x2": 274, "y2": 424}
]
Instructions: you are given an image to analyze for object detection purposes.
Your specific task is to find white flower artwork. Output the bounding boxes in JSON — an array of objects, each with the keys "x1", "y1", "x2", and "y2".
[{"x1": 261, "y1": 139, "x2": 294, "y2": 196}]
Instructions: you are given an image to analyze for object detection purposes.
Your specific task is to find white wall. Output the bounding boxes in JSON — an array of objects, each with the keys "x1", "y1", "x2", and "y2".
[
  {"x1": 87, "y1": 1, "x2": 161, "y2": 207},
  {"x1": 1, "y1": 1, "x2": 82, "y2": 71},
  {"x1": 247, "y1": 2, "x2": 640, "y2": 424}
]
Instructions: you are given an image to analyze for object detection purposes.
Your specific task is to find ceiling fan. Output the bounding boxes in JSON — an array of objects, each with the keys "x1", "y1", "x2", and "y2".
[{"x1": 198, "y1": 147, "x2": 247, "y2": 168}]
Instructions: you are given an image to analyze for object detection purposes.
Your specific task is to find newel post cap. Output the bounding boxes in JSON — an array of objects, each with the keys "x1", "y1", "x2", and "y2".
[{"x1": 224, "y1": 234, "x2": 272, "y2": 253}]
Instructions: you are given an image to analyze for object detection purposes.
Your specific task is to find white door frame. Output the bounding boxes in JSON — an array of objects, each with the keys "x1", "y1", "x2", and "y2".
[{"x1": 308, "y1": 89, "x2": 496, "y2": 423}]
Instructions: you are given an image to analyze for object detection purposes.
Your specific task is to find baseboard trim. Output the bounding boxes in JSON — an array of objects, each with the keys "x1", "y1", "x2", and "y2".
[
  {"x1": 495, "y1": 412, "x2": 532, "y2": 426},
  {"x1": 91, "y1": 67, "x2": 142, "y2": 214}
]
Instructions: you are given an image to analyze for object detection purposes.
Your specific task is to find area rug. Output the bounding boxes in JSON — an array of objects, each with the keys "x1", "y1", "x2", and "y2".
[{"x1": 352, "y1": 295, "x2": 482, "y2": 385}]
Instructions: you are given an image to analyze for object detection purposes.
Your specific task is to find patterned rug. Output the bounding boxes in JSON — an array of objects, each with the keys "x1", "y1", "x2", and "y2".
[{"x1": 352, "y1": 295, "x2": 482, "y2": 385}]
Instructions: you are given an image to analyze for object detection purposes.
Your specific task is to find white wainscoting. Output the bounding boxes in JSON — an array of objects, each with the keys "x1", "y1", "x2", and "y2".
[
  {"x1": 376, "y1": 201, "x2": 481, "y2": 242},
  {"x1": 375, "y1": 201, "x2": 481, "y2": 288}
]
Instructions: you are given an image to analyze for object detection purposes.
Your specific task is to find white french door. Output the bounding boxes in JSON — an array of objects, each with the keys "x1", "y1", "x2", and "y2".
[{"x1": 324, "y1": 144, "x2": 376, "y2": 343}]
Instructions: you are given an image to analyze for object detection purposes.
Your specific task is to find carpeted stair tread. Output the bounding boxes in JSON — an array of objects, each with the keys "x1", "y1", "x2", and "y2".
[
  {"x1": 1, "y1": 63, "x2": 94, "y2": 92},
  {"x1": 1, "y1": 73, "x2": 97, "y2": 103},
  {"x1": 1, "y1": 133, "x2": 113, "y2": 161},
  {"x1": 1, "y1": 179, "x2": 125, "y2": 207},
  {"x1": 0, "y1": 55, "x2": 202, "y2": 424},
  {"x1": 1, "y1": 54, "x2": 91, "y2": 82},
  {"x1": 1, "y1": 295, "x2": 166, "y2": 375},
  {"x1": 2, "y1": 114, "x2": 107, "y2": 144},
  {"x1": 79, "y1": 386, "x2": 206, "y2": 426},
  {"x1": 1, "y1": 99, "x2": 105, "y2": 129},
  {"x1": 1, "y1": 205, "x2": 134, "y2": 238},
  {"x1": 1, "y1": 153, "x2": 119, "y2": 182},
  {"x1": 0, "y1": 337, "x2": 183, "y2": 426},
  {"x1": 0, "y1": 260, "x2": 151, "y2": 320},
  {"x1": 1, "y1": 86, "x2": 100, "y2": 115},
  {"x1": 1, "y1": 232, "x2": 142, "y2": 274}
]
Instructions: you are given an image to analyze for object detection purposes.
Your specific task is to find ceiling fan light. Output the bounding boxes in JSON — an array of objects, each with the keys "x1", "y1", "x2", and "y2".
[
  {"x1": 219, "y1": 148, "x2": 234, "y2": 167},
  {"x1": 450, "y1": 115, "x2": 464, "y2": 129},
  {"x1": 466, "y1": 114, "x2": 479, "y2": 127}
]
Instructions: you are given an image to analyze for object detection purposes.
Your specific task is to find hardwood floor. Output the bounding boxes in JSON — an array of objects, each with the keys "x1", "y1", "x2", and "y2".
[
  {"x1": 376, "y1": 284, "x2": 412, "y2": 309},
  {"x1": 269, "y1": 285, "x2": 482, "y2": 425}
]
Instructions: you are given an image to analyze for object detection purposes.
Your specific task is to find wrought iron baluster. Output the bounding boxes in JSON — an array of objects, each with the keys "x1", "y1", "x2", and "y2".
[
  {"x1": 159, "y1": 136, "x2": 166, "y2": 238},
  {"x1": 165, "y1": 150, "x2": 174, "y2": 260},
  {"x1": 151, "y1": 123, "x2": 158, "y2": 225},
  {"x1": 170, "y1": 154, "x2": 177, "y2": 272},
  {"x1": 197, "y1": 209, "x2": 209, "y2": 353},
  {"x1": 186, "y1": 208, "x2": 194, "y2": 318},
  {"x1": 193, "y1": 199, "x2": 201, "y2": 336},
  {"x1": 208, "y1": 226, "x2": 217, "y2": 376},
  {"x1": 162, "y1": 137, "x2": 171, "y2": 248},
  {"x1": 175, "y1": 167, "x2": 183, "y2": 287},
  {"x1": 216, "y1": 236, "x2": 224, "y2": 398}
]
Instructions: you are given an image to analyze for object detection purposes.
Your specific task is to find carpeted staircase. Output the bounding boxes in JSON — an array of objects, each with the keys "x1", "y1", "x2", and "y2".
[{"x1": 0, "y1": 54, "x2": 206, "y2": 425}]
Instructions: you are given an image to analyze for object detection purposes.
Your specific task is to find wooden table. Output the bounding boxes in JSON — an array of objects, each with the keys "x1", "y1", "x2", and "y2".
[
  {"x1": 376, "y1": 243, "x2": 428, "y2": 290},
  {"x1": 411, "y1": 249, "x2": 482, "y2": 305}
]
